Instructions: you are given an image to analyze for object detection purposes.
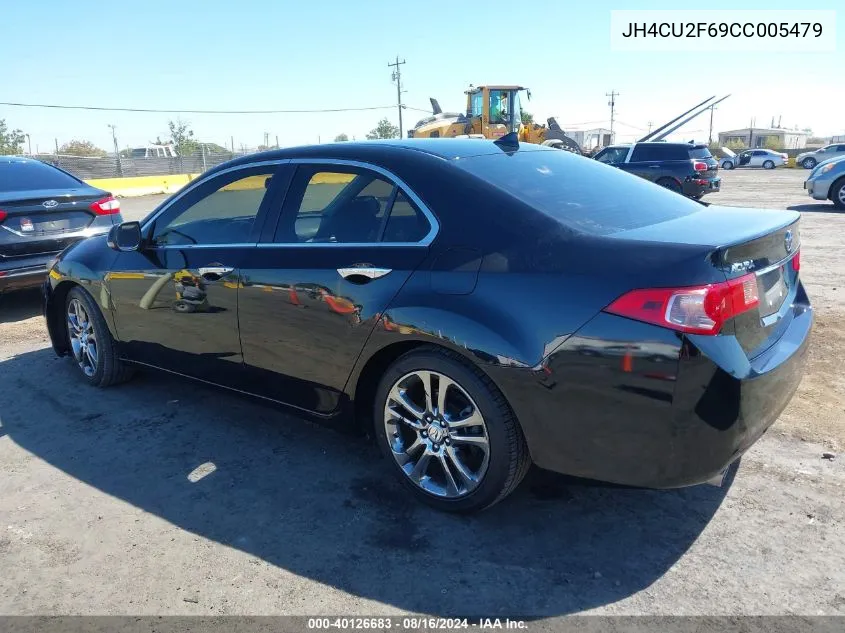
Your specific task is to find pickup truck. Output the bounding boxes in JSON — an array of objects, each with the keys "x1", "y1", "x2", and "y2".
[{"x1": 593, "y1": 142, "x2": 721, "y2": 199}]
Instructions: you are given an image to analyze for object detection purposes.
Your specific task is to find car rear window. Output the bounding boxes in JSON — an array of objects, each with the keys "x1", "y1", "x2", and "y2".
[
  {"x1": 688, "y1": 147, "x2": 713, "y2": 159},
  {"x1": 454, "y1": 149, "x2": 703, "y2": 235},
  {"x1": 0, "y1": 160, "x2": 83, "y2": 192}
]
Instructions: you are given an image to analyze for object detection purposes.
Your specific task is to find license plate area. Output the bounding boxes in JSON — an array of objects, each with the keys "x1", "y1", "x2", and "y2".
[{"x1": 757, "y1": 265, "x2": 789, "y2": 318}]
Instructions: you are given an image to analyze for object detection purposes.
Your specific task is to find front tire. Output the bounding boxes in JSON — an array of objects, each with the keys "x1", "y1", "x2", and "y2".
[
  {"x1": 65, "y1": 286, "x2": 134, "y2": 387},
  {"x1": 763, "y1": 160, "x2": 775, "y2": 170},
  {"x1": 373, "y1": 347, "x2": 530, "y2": 513},
  {"x1": 802, "y1": 157, "x2": 817, "y2": 169},
  {"x1": 831, "y1": 178, "x2": 845, "y2": 210},
  {"x1": 722, "y1": 160, "x2": 734, "y2": 170}
]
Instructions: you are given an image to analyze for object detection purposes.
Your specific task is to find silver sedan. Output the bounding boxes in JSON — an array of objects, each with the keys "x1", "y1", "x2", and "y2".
[
  {"x1": 720, "y1": 148, "x2": 787, "y2": 170},
  {"x1": 804, "y1": 155, "x2": 845, "y2": 209}
]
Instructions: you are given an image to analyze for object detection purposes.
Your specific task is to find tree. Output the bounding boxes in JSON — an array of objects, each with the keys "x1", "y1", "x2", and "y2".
[
  {"x1": 763, "y1": 136, "x2": 782, "y2": 151},
  {"x1": 59, "y1": 140, "x2": 107, "y2": 157},
  {"x1": 167, "y1": 118, "x2": 199, "y2": 157},
  {"x1": 0, "y1": 119, "x2": 25, "y2": 155},
  {"x1": 521, "y1": 112, "x2": 534, "y2": 125},
  {"x1": 366, "y1": 118, "x2": 399, "y2": 140},
  {"x1": 334, "y1": 133, "x2": 349, "y2": 142}
]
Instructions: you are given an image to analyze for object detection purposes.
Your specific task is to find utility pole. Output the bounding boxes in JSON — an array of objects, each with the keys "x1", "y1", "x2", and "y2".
[
  {"x1": 647, "y1": 121, "x2": 653, "y2": 134},
  {"x1": 231, "y1": 136, "x2": 235, "y2": 154},
  {"x1": 388, "y1": 56, "x2": 406, "y2": 138},
  {"x1": 275, "y1": 135, "x2": 279, "y2": 149},
  {"x1": 107, "y1": 124, "x2": 123, "y2": 176},
  {"x1": 606, "y1": 90, "x2": 619, "y2": 139},
  {"x1": 25, "y1": 134, "x2": 31, "y2": 155},
  {"x1": 708, "y1": 105, "x2": 717, "y2": 146}
]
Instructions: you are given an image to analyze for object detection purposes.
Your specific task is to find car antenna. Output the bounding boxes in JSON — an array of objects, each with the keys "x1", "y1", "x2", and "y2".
[{"x1": 494, "y1": 131, "x2": 519, "y2": 149}]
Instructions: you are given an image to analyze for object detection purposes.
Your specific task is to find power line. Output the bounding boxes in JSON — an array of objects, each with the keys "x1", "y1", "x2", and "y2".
[{"x1": 0, "y1": 101, "x2": 398, "y2": 114}]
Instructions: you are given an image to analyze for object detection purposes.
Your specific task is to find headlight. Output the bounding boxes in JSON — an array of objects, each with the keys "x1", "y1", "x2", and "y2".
[{"x1": 820, "y1": 162, "x2": 837, "y2": 174}]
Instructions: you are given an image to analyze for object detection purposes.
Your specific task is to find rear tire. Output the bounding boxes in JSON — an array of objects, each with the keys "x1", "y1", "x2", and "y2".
[
  {"x1": 802, "y1": 157, "x2": 817, "y2": 169},
  {"x1": 763, "y1": 160, "x2": 775, "y2": 170},
  {"x1": 65, "y1": 286, "x2": 134, "y2": 387},
  {"x1": 657, "y1": 178, "x2": 682, "y2": 194},
  {"x1": 373, "y1": 347, "x2": 530, "y2": 513},
  {"x1": 831, "y1": 178, "x2": 845, "y2": 210}
]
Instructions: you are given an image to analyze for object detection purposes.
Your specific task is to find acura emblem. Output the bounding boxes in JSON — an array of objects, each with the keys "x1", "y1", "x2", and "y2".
[
  {"x1": 42, "y1": 199, "x2": 59, "y2": 209},
  {"x1": 784, "y1": 230, "x2": 793, "y2": 253}
]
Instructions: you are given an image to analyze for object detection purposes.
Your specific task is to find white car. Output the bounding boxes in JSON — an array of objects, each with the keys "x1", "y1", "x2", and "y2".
[{"x1": 720, "y1": 148, "x2": 787, "y2": 170}]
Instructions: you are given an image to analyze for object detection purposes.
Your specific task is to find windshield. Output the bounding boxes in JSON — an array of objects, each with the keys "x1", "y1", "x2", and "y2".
[
  {"x1": 0, "y1": 159, "x2": 84, "y2": 192},
  {"x1": 488, "y1": 90, "x2": 511, "y2": 126},
  {"x1": 454, "y1": 149, "x2": 702, "y2": 235}
]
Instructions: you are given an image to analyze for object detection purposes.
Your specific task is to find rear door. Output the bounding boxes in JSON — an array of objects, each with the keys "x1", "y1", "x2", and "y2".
[
  {"x1": 749, "y1": 150, "x2": 768, "y2": 167},
  {"x1": 625, "y1": 144, "x2": 665, "y2": 182},
  {"x1": 238, "y1": 160, "x2": 436, "y2": 414}
]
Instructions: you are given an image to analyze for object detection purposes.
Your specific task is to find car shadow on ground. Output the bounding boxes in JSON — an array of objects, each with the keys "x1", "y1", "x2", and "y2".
[
  {"x1": 0, "y1": 288, "x2": 42, "y2": 324},
  {"x1": 787, "y1": 203, "x2": 841, "y2": 213},
  {"x1": 1, "y1": 347, "x2": 733, "y2": 617}
]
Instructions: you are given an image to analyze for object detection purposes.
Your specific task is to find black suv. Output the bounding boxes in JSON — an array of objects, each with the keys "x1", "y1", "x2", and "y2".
[{"x1": 593, "y1": 142, "x2": 720, "y2": 199}]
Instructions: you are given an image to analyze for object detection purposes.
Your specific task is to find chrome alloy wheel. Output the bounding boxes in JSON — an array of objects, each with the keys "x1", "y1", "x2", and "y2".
[
  {"x1": 383, "y1": 370, "x2": 490, "y2": 498},
  {"x1": 67, "y1": 298, "x2": 98, "y2": 377}
]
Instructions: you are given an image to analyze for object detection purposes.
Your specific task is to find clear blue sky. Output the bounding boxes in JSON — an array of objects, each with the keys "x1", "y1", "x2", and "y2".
[{"x1": 3, "y1": 0, "x2": 841, "y2": 152}]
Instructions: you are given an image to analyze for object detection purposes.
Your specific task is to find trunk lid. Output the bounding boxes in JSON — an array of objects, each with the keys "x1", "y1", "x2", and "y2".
[
  {"x1": 613, "y1": 206, "x2": 801, "y2": 358},
  {"x1": 0, "y1": 189, "x2": 106, "y2": 257}
]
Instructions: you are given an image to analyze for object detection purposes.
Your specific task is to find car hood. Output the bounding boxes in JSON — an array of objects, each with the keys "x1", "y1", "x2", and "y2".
[{"x1": 721, "y1": 147, "x2": 736, "y2": 158}]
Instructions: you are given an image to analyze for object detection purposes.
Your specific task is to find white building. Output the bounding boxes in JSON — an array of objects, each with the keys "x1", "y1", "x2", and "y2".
[{"x1": 718, "y1": 127, "x2": 808, "y2": 149}]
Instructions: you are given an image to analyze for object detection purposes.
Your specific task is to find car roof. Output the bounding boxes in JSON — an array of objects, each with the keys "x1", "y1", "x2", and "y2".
[{"x1": 214, "y1": 138, "x2": 550, "y2": 172}]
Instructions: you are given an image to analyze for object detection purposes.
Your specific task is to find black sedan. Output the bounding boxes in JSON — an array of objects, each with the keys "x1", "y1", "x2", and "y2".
[
  {"x1": 1, "y1": 156, "x2": 122, "y2": 293},
  {"x1": 42, "y1": 139, "x2": 811, "y2": 512}
]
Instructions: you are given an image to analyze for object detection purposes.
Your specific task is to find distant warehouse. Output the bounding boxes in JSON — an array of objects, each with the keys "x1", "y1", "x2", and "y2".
[{"x1": 718, "y1": 127, "x2": 808, "y2": 149}]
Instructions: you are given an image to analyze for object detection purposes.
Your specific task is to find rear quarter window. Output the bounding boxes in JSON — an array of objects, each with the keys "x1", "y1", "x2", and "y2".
[
  {"x1": 0, "y1": 160, "x2": 84, "y2": 192},
  {"x1": 454, "y1": 149, "x2": 703, "y2": 235},
  {"x1": 688, "y1": 147, "x2": 713, "y2": 159}
]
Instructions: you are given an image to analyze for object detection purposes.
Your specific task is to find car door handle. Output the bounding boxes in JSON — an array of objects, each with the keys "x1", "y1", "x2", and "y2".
[
  {"x1": 198, "y1": 265, "x2": 234, "y2": 280},
  {"x1": 337, "y1": 266, "x2": 392, "y2": 281}
]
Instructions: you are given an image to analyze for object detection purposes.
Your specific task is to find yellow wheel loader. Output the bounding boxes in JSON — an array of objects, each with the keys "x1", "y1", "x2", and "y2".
[{"x1": 407, "y1": 85, "x2": 582, "y2": 154}]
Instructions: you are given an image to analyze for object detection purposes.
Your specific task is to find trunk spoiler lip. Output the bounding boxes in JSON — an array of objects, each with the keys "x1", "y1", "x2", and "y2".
[{"x1": 604, "y1": 206, "x2": 800, "y2": 251}]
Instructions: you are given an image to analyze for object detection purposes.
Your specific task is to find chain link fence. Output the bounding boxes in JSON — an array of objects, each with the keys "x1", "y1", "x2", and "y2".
[{"x1": 34, "y1": 148, "x2": 261, "y2": 180}]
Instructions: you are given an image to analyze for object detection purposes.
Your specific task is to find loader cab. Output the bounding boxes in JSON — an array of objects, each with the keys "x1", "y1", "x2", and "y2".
[{"x1": 465, "y1": 85, "x2": 525, "y2": 139}]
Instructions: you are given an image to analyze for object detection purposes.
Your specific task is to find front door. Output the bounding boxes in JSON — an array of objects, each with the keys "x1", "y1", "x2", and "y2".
[
  {"x1": 238, "y1": 161, "x2": 435, "y2": 414},
  {"x1": 108, "y1": 163, "x2": 285, "y2": 384}
]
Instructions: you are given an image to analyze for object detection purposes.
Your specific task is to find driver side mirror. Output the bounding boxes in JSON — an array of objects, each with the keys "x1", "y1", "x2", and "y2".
[{"x1": 107, "y1": 221, "x2": 143, "y2": 252}]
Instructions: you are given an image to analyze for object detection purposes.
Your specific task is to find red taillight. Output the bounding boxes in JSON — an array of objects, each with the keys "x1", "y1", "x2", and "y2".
[
  {"x1": 90, "y1": 196, "x2": 120, "y2": 215},
  {"x1": 792, "y1": 250, "x2": 800, "y2": 271},
  {"x1": 605, "y1": 273, "x2": 760, "y2": 335},
  {"x1": 693, "y1": 161, "x2": 708, "y2": 172},
  {"x1": 0, "y1": 209, "x2": 6, "y2": 222}
]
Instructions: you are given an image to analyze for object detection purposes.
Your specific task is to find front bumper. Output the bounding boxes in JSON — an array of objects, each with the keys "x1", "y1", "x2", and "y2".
[
  {"x1": 805, "y1": 177, "x2": 832, "y2": 201},
  {"x1": 490, "y1": 298, "x2": 812, "y2": 489}
]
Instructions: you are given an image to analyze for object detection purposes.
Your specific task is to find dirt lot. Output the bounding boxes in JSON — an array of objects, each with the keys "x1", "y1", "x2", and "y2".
[{"x1": 1, "y1": 168, "x2": 844, "y2": 618}]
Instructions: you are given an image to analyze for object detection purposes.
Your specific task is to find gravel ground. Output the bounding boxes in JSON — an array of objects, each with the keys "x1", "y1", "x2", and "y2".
[{"x1": 1, "y1": 167, "x2": 843, "y2": 618}]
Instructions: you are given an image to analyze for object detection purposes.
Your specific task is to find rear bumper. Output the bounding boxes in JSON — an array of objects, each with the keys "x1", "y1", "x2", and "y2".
[
  {"x1": 683, "y1": 176, "x2": 720, "y2": 198},
  {"x1": 490, "y1": 300, "x2": 812, "y2": 489},
  {"x1": 0, "y1": 255, "x2": 53, "y2": 292}
]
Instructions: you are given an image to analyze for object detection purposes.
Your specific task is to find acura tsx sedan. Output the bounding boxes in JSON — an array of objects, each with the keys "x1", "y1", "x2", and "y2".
[{"x1": 42, "y1": 138, "x2": 811, "y2": 512}]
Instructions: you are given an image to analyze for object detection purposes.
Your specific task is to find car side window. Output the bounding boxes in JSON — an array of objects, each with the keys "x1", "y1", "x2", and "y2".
[
  {"x1": 837, "y1": 145, "x2": 845, "y2": 152},
  {"x1": 596, "y1": 147, "x2": 628, "y2": 164},
  {"x1": 151, "y1": 167, "x2": 275, "y2": 247},
  {"x1": 382, "y1": 191, "x2": 430, "y2": 243},
  {"x1": 274, "y1": 165, "x2": 430, "y2": 244},
  {"x1": 752, "y1": 150, "x2": 766, "y2": 156}
]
